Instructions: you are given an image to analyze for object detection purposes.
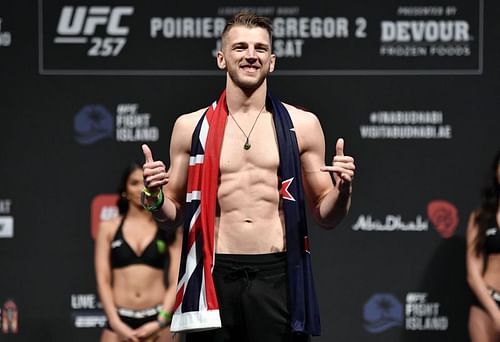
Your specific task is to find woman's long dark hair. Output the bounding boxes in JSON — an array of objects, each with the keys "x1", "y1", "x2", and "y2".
[
  {"x1": 117, "y1": 162, "x2": 142, "y2": 216},
  {"x1": 474, "y1": 150, "x2": 500, "y2": 255}
]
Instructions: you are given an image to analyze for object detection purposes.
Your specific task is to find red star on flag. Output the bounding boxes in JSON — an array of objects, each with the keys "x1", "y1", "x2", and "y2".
[{"x1": 281, "y1": 177, "x2": 296, "y2": 202}]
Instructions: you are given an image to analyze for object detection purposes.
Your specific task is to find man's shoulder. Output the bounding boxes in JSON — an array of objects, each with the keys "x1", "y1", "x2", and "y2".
[
  {"x1": 174, "y1": 107, "x2": 209, "y2": 131},
  {"x1": 282, "y1": 102, "x2": 324, "y2": 151},
  {"x1": 282, "y1": 102, "x2": 320, "y2": 127},
  {"x1": 177, "y1": 107, "x2": 208, "y2": 123}
]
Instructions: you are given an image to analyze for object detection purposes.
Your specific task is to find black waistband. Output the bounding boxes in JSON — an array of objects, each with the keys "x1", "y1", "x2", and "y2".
[
  {"x1": 214, "y1": 252, "x2": 286, "y2": 276},
  {"x1": 216, "y1": 252, "x2": 285, "y2": 265}
]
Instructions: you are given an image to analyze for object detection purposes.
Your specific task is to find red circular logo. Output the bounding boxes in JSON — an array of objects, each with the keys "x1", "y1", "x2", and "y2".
[{"x1": 427, "y1": 200, "x2": 459, "y2": 238}]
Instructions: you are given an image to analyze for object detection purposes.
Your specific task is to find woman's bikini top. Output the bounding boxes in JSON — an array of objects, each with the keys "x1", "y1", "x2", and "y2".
[
  {"x1": 110, "y1": 216, "x2": 168, "y2": 269},
  {"x1": 484, "y1": 216, "x2": 500, "y2": 255}
]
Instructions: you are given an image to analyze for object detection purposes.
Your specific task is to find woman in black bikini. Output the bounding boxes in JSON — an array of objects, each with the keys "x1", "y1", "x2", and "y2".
[
  {"x1": 467, "y1": 150, "x2": 500, "y2": 341},
  {"x1": 95, "y1": 162, "x2": 181, "y2": 342}
]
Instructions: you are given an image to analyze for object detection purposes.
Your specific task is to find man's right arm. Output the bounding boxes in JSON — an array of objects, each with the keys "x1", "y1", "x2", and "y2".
[{"x1": 142, "y1": 113, "x2": 198, "y2": 226}]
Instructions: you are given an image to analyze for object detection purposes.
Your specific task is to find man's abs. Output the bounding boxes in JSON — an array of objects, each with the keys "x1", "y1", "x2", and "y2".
[
  {"x1": 216, "y1": 168, "x2": 285, "y2": 254},
  {"x1": 217, "y1": 113, "x2": 284, "y2": 253}
]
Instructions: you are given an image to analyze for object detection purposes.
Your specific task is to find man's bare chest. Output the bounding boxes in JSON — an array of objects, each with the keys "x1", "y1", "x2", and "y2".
[{"x1": 219, "y1": 114, "x2": 280, "y2": 173}]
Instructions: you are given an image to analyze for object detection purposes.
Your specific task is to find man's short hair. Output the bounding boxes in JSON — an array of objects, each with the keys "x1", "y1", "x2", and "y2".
[{"x1": 221, "y1": 12, "x2": 273, "y2": 41}]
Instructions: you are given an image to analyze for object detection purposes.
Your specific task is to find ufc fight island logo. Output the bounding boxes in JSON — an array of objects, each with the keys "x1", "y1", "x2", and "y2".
[{"x1": 54, "y1": 6, "x2": 134, "y2": 56}]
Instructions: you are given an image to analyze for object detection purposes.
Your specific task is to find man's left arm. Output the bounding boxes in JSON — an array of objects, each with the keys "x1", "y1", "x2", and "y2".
[{"x1": 297, "y1": 112, "x2": 355, "y2": 229}]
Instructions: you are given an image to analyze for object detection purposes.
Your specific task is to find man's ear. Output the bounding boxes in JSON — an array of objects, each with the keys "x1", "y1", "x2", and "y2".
[
  {"x1": 217, "y1": 51, "x2": 226, "y2": 70},
  {"x1": 269, "y1": 54, "x2": 276, "y2": 73}
]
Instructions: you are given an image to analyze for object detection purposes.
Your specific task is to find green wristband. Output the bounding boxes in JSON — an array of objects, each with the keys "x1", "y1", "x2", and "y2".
[
  {"x1": 158, "y1": 309, "x2": 172, "y2": 322},
  {"x1": 142, "y1": 187, "x2": 160, "y2": 197},
  {"x1": 141, "y1": 188, "x2": 164, "y2": 212}
]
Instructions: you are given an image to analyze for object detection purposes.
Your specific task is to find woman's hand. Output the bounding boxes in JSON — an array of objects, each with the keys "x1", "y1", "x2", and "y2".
[
  {"x1": 135, "y1": 320, "x2": 163, "y2": 341},
  {"x1": 109, "y1": 319, "x2": 140, "y2": 342}
]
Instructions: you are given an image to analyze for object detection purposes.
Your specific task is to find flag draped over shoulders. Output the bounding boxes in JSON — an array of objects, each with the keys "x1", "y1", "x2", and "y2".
[{"x1": 171, "y1": 90, "x2": 321, "y2": 336}]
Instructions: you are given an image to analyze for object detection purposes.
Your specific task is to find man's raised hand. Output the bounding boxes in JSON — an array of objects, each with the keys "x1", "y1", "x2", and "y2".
[
  {"x1": 320, "y1": 138, "x2": 355, "y2": 191},
  {"x1": 142, "y1": 144, "x2": 168, "y2": 192}
]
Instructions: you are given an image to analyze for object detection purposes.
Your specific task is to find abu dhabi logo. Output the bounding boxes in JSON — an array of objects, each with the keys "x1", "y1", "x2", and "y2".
[
  {"x1": 427, "y1": 199, "x2": 459, "y2": 238},
  {"x1": 352, "y1": 214, "x2": 428, "y2": 232},
  {"x1": 54, "y1": 6, "x2": 134, "y2": 56},
  {"x1": 363, "y1": 293, "x2": 403, "y2": 333},
  {"x1": 74, "y1": 105, "x2": 114, "y2": 144}
]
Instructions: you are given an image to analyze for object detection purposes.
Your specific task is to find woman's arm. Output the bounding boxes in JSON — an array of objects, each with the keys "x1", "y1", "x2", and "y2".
[
  {"x1": 161, "y1": 226, "x2": 183, "y2": 323},
  {"x1": 466, "y1": 211, "x2": 500, "y2": 326}
]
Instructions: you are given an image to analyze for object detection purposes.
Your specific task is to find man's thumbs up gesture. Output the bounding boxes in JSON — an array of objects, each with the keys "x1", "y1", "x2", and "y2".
[
  {"x1": 142, "y1": 144, "x2": 169, "y2": 193},
  {"x1": 320, "y1": 138, "x2": 355, "y2": 192}
]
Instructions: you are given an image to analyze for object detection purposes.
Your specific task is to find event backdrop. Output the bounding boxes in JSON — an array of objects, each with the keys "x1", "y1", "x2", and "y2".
[{"x1": 1, "y1": 0, "x2": 499, "y2": 341}]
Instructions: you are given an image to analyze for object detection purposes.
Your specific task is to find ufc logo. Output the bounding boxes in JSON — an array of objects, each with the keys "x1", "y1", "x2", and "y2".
[
  {"x1": 100, "y1": 206, "x2": 119, "y2": 221},
  {"x1": 57, "y1": 6, "x2": 134, "y2": 36}
]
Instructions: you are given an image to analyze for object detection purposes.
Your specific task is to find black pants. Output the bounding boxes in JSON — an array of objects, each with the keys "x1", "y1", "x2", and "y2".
[{"x1": 186, "y1": 253, "x2": 309, "y2": 342}]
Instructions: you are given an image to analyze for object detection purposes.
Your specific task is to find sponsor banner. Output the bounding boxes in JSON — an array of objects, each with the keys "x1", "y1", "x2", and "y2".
[
  {"x1": 74, "y1": 103, "x2": 160, "y2": 145},
  {"x1": 363, "y1": 292, "x2": 449, "y2": 334},
  {"x1": 39, "y1": 0, "x2": 482, "y2": 75},
  {"x1": 352, "y1": 200, "x2": 459, "y2": 238},
  {"x1": 360, "y1": 110, "x2": 453, "y2": 140},
  {"x1": 70, "y1": 293, "x2": 106, "y2": 328}
]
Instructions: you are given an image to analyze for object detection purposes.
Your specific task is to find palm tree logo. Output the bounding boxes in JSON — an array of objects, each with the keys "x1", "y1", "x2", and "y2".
[
  {"x1": 74, "y1": 105, "x2": 114, "y2": 144},
  {"x1": 364, "y1": 293, "x2": 403, "y2": 333}
]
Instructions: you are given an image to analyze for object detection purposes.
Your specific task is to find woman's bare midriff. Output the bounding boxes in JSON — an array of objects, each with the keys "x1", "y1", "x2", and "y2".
[
  {"x1": 112, "y1": 266, "x2": 166, "y2": 309},
  {"x1": 484, "y1": 254, "x2": 500, "y2": 290}
]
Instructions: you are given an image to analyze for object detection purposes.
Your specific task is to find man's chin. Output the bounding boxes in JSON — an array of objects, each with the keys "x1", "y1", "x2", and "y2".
[{"x1": 236, "y1": 75, "x2": 265, "y2": 90}]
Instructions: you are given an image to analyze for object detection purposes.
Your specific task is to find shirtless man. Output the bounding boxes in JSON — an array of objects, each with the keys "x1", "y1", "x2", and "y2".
[{"x1": 141, "y1": 12, "x2": 355, "y2": 342}]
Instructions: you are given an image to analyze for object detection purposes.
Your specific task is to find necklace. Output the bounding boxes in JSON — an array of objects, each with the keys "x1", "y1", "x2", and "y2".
[{"x1": 228, "y1": 104, "x2": 266, "y2": 150}]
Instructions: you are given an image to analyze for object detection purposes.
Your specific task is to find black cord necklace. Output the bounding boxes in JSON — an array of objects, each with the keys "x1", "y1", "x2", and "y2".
[{"x1": 228, "y1": 104, "x2": 266, "y2": 150}]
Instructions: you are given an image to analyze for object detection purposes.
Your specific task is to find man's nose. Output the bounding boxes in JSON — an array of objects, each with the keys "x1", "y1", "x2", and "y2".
[{"x1": 246, "y1": 46, "x2": 257, "y2": 59}]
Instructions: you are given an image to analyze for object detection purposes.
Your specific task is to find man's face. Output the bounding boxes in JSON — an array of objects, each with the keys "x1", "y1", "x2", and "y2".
[{"x1": 217, "y1": 26, "x2": 276, "y2": 90}]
